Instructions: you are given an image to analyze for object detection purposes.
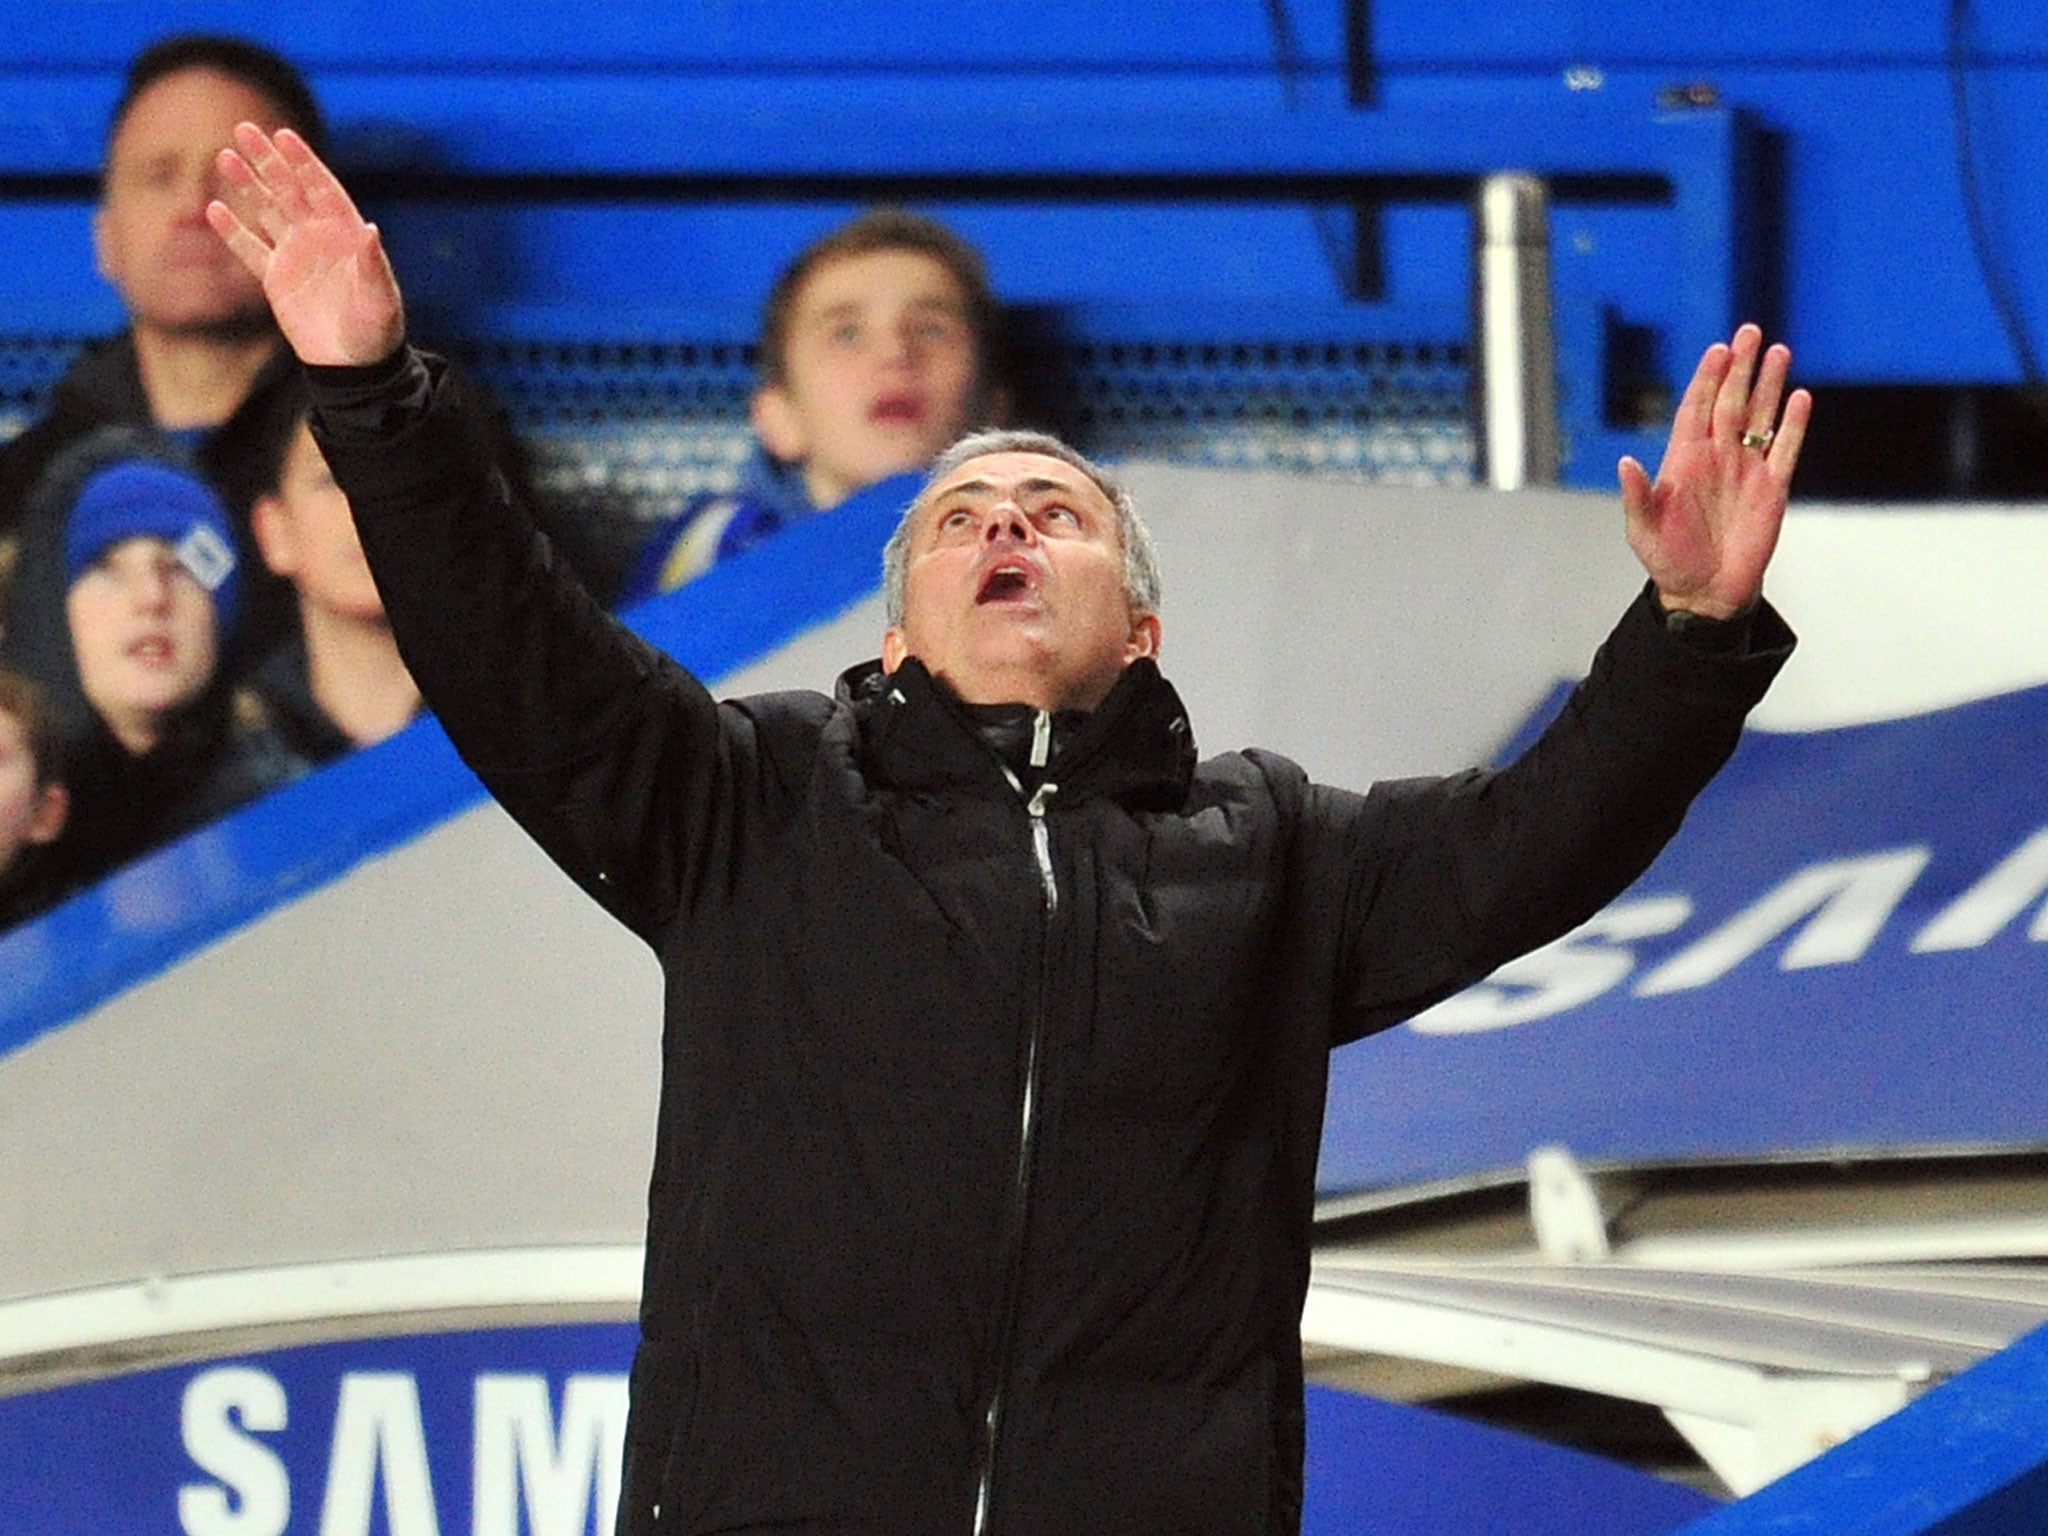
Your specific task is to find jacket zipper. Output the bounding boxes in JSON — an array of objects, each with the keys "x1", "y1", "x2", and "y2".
[{"x1": 972, "y1": 765, "x2": 1059, "y2": 1536}]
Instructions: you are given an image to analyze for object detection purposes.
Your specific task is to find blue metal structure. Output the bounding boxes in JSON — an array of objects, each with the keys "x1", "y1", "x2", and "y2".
[
  {"x1": 4, "y1": 1, "x2": 2043, "y2": 371},
  {"x1": 1322, "y1": 676, "x2": 2048, "y2": 1197},
  {"x1": 8, "y1": 3, "x2": 2044, "y2": 490},
  {"x1": 22, "y1": 0, "x2": 2040, "y2": 493},
  {"x1": 1673, "y1": 1321, "x2": 2048, "y2": 1534}
]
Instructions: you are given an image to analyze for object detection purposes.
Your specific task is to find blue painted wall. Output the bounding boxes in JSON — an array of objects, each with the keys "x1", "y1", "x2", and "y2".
[{"x1": 2, "y1": 0, "x2": 2042, "y2": 385}]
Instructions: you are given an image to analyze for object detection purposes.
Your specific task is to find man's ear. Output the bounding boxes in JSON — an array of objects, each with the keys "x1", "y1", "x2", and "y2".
[
  {"x1": 1125, "y1": 611, "x2": 1162, "y2": 663},
  {"x1": 751, "y1": 384, "x2": 808, "y2": 463},
  {"x1": 881, "y1": 626, "x2": 908, "y2": 674},
  {"x1": 26, "y1": 781, "x2": 68, "y2": 846},
  {"x1": 249, "y1": 494, "x2": 296, "y2": 577}
]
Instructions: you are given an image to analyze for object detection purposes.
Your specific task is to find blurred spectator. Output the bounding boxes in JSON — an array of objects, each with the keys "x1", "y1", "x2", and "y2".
[
  {"x1": 0, "y1": 33, "x2": 618, "y2": 694},
  {"x1": 0, "y1": 669, "x2": 71, "y2": 929},
  {"x1": 27, "y1": 433, "x2": 302, "y2": 891},
  {"x1": 619, "y1": 208, "x2": 1010, "y2": 601},
  {"x1": 248, "y1": 390, "x2": 420, "y2": 761},
  {"x1": 0, "y1": 34, "x2": 325, "y2": 672}
]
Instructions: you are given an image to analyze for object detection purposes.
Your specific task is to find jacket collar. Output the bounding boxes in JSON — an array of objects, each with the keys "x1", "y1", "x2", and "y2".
[
  {"x1": 731, "y1": 441, "x2": 822, "y2": 523},
  {"x1": 838, "y1": 655, "x2": 1196, "y2": 810},
  {"x1": 50, "y1": 331, "x2": 152, "y2": 422},
  {"x1": 53, "y1": 326, "x2": 297, "y2": 442}
]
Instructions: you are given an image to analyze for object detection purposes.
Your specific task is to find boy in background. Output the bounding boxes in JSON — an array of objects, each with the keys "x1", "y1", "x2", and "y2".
[
  {"x1": 32, "y1": 437, "x2": 301, "y2": 890},
  {"x1": 248, "y1": 390, "x2": 420, "y2": 762},
  {"x1": 620, "y1": 208, "x2": 1010, "y2": 600},
  {"x1": 0, "y1": 669, "x2": 71, "y2": 929}
]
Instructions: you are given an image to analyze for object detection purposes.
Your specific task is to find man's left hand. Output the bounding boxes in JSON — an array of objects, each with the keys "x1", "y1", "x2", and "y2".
[{"x1": 1619, "y1": 323, "x2": 1812, "y2": 619}]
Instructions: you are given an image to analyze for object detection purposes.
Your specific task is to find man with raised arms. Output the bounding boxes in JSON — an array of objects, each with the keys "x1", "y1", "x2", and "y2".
[{"x1": 210, "y1": 124, "x2": 1808, "y2": 1536}]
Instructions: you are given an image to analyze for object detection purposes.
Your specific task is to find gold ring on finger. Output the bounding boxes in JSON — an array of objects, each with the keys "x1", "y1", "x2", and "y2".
[{"x1": 1740, "y1": 428, "x2": 1774, "y2": 450}]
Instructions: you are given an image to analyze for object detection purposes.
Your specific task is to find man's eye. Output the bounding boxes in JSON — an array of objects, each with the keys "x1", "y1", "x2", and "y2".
[
  {"x1": 1042, "y1": 504, "x2": 1079, "y2": 525},
  {"x1": 939, "y1": 508, "x2": 975, "y2": 531}
]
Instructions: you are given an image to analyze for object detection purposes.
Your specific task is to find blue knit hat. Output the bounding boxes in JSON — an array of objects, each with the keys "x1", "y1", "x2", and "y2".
[{"x1": 63, "y1": 460, "x2": 241, "y2": 637}]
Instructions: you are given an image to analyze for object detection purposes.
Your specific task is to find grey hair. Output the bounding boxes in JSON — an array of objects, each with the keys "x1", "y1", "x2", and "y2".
[{"x1": 881, "y1": 429, "x2": 1163, "y2": 627}]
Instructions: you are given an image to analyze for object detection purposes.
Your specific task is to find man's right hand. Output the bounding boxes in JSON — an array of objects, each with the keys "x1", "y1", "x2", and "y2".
[{"x1": 207, "y1": 124, "x2": 407, "y2": 367}]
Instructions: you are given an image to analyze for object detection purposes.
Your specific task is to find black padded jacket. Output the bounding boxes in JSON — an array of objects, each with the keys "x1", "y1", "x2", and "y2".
[{"x1": 308, "y1": 347, "x2": 1792, "y2": 1536}]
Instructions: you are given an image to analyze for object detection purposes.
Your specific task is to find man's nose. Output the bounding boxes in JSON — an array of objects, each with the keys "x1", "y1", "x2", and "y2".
[{"x1": 982, "y1": 505, "x2": 1033, "y2": 544}]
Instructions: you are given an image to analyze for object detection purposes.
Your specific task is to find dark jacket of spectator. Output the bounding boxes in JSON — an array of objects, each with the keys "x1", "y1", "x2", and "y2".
[
  {"x1": 247, "y1": 633, "x2": 409, "y2": 766},
  {"x1": 50, "y1": 686, "x2": 301, "y2": 893},
  {"x1": 0, "y1": 848, "x2": 64, "y2": 930}
]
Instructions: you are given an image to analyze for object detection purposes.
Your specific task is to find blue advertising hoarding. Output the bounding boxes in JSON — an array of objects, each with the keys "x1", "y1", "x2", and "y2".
[
  {"x1": 1323, "y1": 678, "x2": 2048, "y2": 1197},
  {"x1": 0, "y1": 1320, "x2": 1713, "y2": 1536}
]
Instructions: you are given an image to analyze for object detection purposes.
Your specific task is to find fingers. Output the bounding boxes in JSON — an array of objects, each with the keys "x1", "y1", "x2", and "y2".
[
  {"x1": 1673, "y1": 324, "x2": 1808, "y2": 478},
  {"x1": 271, "y1": 126, "x2": 371, "y2": 226},
  {"x1": 210, "y1": 141, "x2": 292, "y2": 258},
  {"x1": 1671, "y1": 339, "x2": 1732, "y2": 443},
  {"x1": 229, "y1": 122, "x2": 313, "y2": 230},
  {"x1": 1744, "y1": 340, "x2": 1791, "y2": 443},
  {"x1": 1711, "y1": 323, "x2": 1763, "y2": 446},
  {"x1": 217, "y1": 122, "x2": 361, "y2": 238},
  {"x1": 1766, "y1": 387, "x2": 1814, "y2": 480},
  {"x1": 1616, "y1": 453, "x2": 1654, "y2": 533},
  {"x1": 203, "y1": 196, "x2": 272, "y2": 278}
]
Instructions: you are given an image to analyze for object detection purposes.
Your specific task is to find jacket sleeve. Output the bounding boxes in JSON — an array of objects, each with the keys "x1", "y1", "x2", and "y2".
[
  {"x1": 1313, "y1": 582, "x2": 1793, "y2": 1046},
  {"x1": 305, "y1": 345, "x2": 742, "y2": 945}
]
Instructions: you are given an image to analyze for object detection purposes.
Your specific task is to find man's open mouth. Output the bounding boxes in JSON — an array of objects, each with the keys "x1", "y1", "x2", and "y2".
[{"x1": 977, "y1": 564, "x2": 1034, "y2": 603}]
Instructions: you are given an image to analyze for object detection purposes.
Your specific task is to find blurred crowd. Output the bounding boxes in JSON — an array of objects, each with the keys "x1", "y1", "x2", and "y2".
[{"x1": 0, "y1": 34, "x2": 1011, "y2": 931}]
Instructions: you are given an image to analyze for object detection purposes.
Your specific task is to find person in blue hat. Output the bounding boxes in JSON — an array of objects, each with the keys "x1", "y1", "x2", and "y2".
[
  {"x1": 23, "y1": 428, "x2": 305, "y2": 891},
  {"x1": 63, "y1": 457, "x2": 244, "y2": 753}
]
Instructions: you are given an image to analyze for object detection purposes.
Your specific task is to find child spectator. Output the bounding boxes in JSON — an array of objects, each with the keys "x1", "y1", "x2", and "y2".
[
  {"x1": 0, "y1": 669, "x2": 71, "y2": 929},
  {"x1": 248, "y1": 391, "x2": 421, "y2": 762},
  {"x1": 25, "y1": 430, "x2": 303, "y2": 890},
  {"x1": 619, "y1": 208, "x2": 1010, "y2": 601}
]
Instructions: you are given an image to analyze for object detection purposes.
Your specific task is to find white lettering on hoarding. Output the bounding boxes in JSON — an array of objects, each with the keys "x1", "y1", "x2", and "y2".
[
  {"x1": 178, "y1": 1365, "x2": 631, "y2": 1536},
  {"x1": 1913, "y1": 826, "x2": 2048, "y2": 951},
  {"x1": 1413, "y1": 824, "x2": 2048, "y2": 1033},
  {"x1": 1410, "y1": 896, "x2": 1692, "y2": 1034},
  {"x1": 1635, "y1": 847, "x2": 1931, "y2": 995},
  {"x1": 178, "y1": 1367, "x2": 289, "y2": 1536},
  {"x1": 473, "y1": 1373, "x2": 629, "y2": 1536},
  {"x1": 318, "y1": 1373, "x2": 440, "y2": 1536}
]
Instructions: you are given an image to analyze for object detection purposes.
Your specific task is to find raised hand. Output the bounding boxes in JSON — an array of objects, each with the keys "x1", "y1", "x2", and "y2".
[
  {"x1": 1618, "y1": 324, "x2": 1812, "y2": 619},
  {"x1": 205, "y1": 123, "x2": 406, "y2": 367}
]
